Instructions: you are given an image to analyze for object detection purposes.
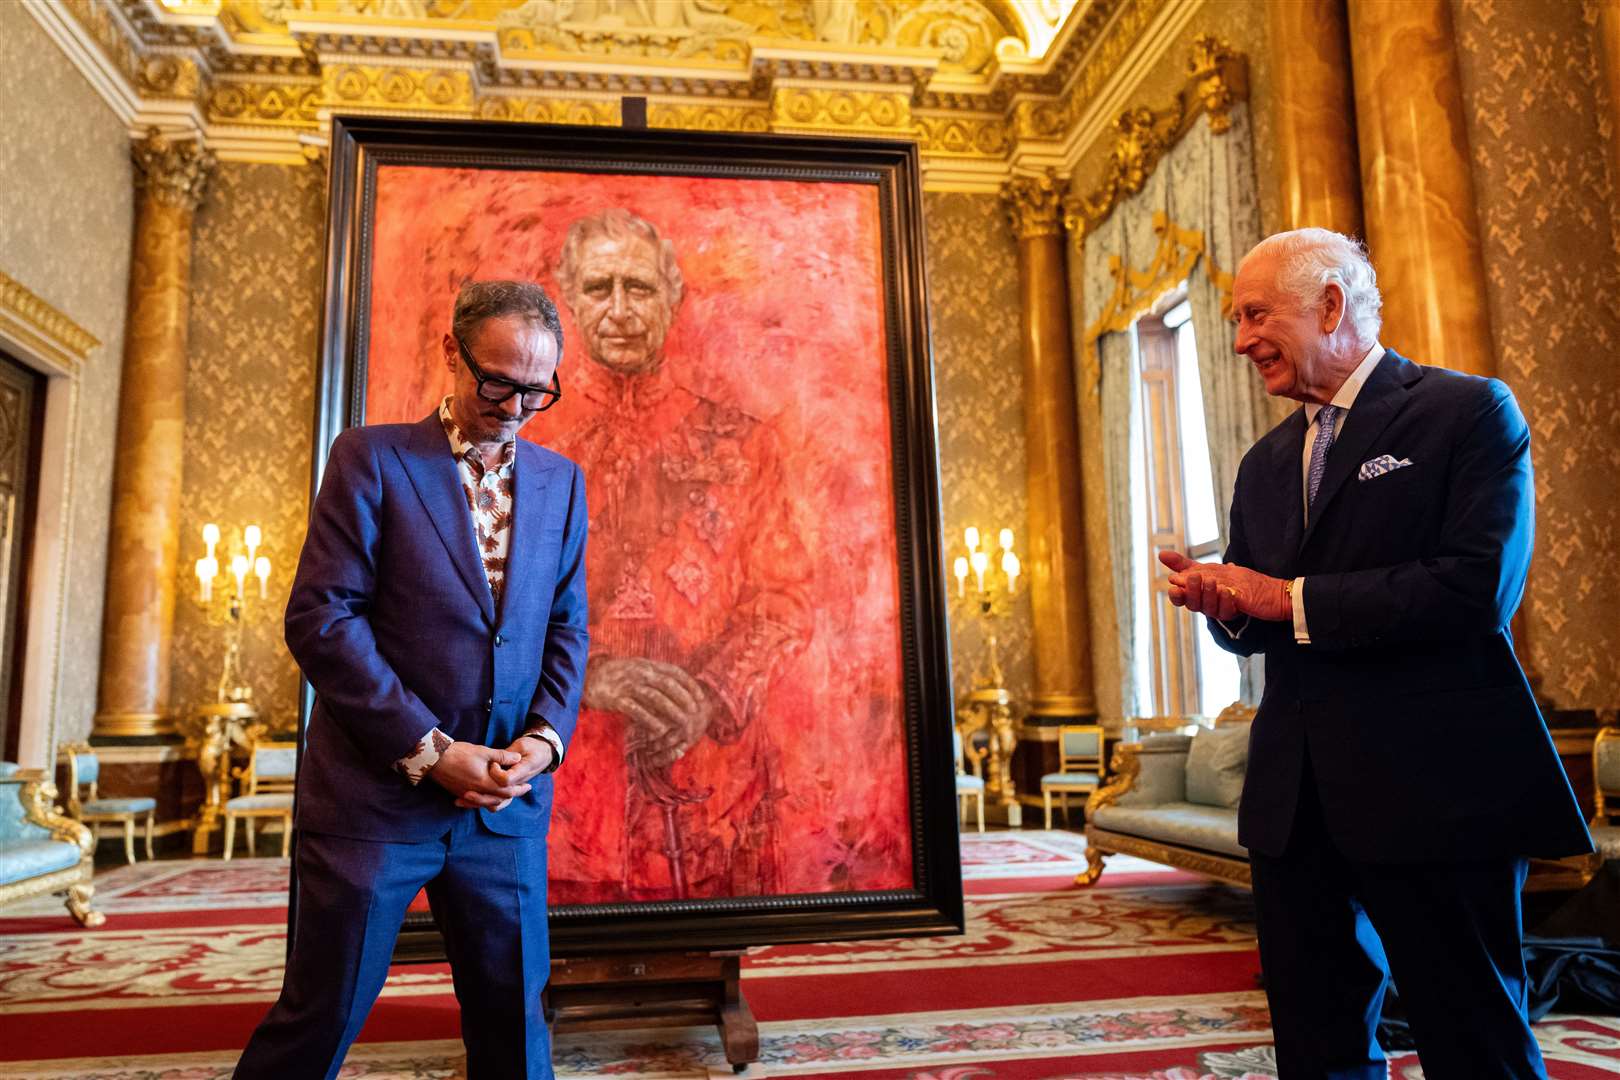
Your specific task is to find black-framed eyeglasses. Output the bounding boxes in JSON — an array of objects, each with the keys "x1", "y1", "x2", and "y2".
[{"x1": 456, "y1": 336, "x2": 563, "y2": 412}]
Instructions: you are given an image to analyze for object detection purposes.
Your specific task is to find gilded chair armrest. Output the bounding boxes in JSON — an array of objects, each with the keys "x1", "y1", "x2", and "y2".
[
  {"x1": 1086, "y1": 736, "x2": 1191, "y2": 815},
  {"x1": 1086, "y1": 742, "x2": 1143, "y2": 815},
  {"x1": 16, "y1": 771, "x2": 93, "y2": 856}
]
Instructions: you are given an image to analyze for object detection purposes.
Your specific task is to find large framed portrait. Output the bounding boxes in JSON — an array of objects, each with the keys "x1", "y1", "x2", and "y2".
[{"x1": 312, "y1": 115, "x2": 960, "y2": 954}]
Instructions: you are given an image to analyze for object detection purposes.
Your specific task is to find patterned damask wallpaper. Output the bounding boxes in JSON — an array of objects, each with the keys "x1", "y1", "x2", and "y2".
[
  {"x1": 170, "y1": 162, "x2": 325, "y2": 731},
  {"x1": 922, "y1": 192, "x2": 1035, "y2": 710},
  {"x1": 1453, "y1": 0, "x2": 1620, "y2": 709},
  {"x1": 0, "y1": 5, "x2": 133, "y2": 748}
]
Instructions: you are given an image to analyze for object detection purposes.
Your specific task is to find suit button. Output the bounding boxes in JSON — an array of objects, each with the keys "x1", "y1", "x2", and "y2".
[
  {"x1": 484, "y1": 698, "x2": 493, "y2": 709},
  {"x1": 494, "y1": 633, "x2": 505, "y2": 647}
]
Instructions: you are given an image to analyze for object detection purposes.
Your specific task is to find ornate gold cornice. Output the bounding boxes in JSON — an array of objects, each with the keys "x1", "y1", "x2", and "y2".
[
  {"x1": 0, "y1": 270, "x2": 102, "y2": 375},
  {"x1": 1063, "y1": 35, "x2": 1249, "y2": 241},
  {"x1": 131, "y1": 127, "x2": 215, "y2": 211},
  {"x1": 31, "y1": 1, "x2": 1212, "y2": 189},
  {"x1": 1000, "y1": 170, "x2": 1067, "y2": 240}
]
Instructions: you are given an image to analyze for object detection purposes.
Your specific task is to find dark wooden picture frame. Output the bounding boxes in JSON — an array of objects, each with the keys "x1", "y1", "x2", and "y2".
[{"x1": 305, "y1": 114, "x2": 962, "y2": 957}]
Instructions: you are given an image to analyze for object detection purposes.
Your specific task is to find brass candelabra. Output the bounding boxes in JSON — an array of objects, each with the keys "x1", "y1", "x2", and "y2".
[{"x1": 950, "y1": 526, "x2": 1023, "y2": 826}]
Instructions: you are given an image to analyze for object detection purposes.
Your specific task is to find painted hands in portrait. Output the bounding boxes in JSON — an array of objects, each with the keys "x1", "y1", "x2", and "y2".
[
  {"x1": 1159, "y1": 550, "x2": 1291, "y2": 623},
  {"x1": 583, "y1": 656, "x2": 723, "y2": 770}
]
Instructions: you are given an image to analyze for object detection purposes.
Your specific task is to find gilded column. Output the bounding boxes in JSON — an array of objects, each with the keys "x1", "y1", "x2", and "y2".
[
  {"x1": 1269, "y1": 0, "x2": 1363, "y2": 235},
  {"x1": 1597, "y1": 1, "x2": 1620, "y2": 219},
  {"x1": 93, "y1": 130, "x2": 214, "y2": 739},
  {"x1": 1347, "y1": 0, "x2": 1495, "y2": 375},
  {"x1": 1000, "y1": 172, "x2": 1097, "y2": 724}
]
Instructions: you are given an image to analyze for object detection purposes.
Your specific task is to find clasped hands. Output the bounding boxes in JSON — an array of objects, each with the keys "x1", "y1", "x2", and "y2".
[
  {"x1": 429, "y1": 736, "x2": 555, "y2": 811},
  {"x1": 1159, "y1": 550, "x2": 1290, "y2": 623}
]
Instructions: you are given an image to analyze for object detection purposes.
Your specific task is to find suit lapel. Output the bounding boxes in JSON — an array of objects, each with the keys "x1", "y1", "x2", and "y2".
[
  {"x1": 497, "y1": 443, "x2": 563, "y2": 626},
  {"x1": 1299, "y1": 351, "x2": 1420, "y2": 553},
  {"x1": 397, "y1": 413, "x2": 495, "y2": 626},
  {"x1": 1273, "y1": 410, "x2": 1307, "y2": 559}
]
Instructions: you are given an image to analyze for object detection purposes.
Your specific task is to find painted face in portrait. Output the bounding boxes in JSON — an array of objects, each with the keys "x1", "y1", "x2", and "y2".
[
  {"x1": 441, "y1": 314, "x2": 561, "y2": 446},
  {"x1": 1231, "y1": 250, "x2": 1347, "y2": 404},
  {"x1": 566, "y1": 233, "x2": 678, "y2": 375}
]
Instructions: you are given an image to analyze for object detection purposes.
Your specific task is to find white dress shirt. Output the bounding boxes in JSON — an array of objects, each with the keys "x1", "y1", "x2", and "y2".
[{"x1": 1291, "y1": 342, "x2": 1386, "y2": 644}]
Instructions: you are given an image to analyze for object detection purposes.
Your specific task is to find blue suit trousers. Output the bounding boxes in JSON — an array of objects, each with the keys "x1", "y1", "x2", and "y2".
[{"x1": 235, "y1": 813, "x2": 552, "y2": 1080}]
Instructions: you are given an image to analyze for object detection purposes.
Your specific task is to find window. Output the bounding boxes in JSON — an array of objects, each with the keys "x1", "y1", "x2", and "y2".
[{"x1": 1132, "y1": 291, "x2": 1241, "y2": 718}]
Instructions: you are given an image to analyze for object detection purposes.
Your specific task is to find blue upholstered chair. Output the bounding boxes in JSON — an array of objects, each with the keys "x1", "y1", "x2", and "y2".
[
  {"x1": 1591, "y1": 726, "x2": 1619, "y2": 862},
  {"x1": 0, "y1": 761, "x2": 102, "y2": 925},
  {"x1": 223, "y1": 742, "x2": 296, "y2": 860},
  {"x1": 62, "y1": 743, "x2": 156, "y2": 864},
  {"x1": 953, "y1": 728, "x2": 984, "y2": 833},
  {"x1": 1041, "y1": 725, "x2": 1106, "y2": 830}
]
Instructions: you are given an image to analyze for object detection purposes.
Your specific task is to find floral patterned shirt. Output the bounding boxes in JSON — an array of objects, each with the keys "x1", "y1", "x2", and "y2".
[{"x1": 392, "y1": 396, "x2": 563, "y2": 784}]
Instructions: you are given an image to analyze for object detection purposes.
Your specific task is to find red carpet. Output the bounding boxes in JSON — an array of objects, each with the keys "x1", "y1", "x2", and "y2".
[{"x1": 1, "y1": 833, "x2": 1615, "y2": 1078}]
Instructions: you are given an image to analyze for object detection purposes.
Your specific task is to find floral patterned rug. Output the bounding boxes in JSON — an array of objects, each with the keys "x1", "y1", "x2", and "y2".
[{"x1": 2, "y1": 833, "x2": 1616, "y2": 1079}]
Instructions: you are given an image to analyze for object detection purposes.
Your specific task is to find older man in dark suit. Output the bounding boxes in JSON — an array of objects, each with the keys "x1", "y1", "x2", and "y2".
[
  {"x1": 1161, "y1": 228, "x2": 1591, "y2": 1079},
  {"x1": 235, "y1": 280, "x2": 589, "y2": 1080}
]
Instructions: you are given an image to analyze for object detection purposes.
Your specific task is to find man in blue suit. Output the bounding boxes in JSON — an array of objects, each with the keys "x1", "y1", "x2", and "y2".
[
  {"x1": 1161, "y1": 228, "x2": 1591, "y2": 1079},
  {"x1": 235, "y1": 280, "x2": 589, "y2": 1079}
]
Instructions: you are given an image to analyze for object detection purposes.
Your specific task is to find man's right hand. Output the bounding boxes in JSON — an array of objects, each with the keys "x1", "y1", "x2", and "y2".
[
  {"x1": 427, "y1": 741, "x2": 530, "y2": 810},
  {"x1": 583, "y1": 657, "x2": 712, "y2": 768}
]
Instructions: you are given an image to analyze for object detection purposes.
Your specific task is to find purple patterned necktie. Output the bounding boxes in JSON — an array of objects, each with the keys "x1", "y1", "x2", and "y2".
[{"x1": 1307, "y1": 404, "x2": 1342, "y2": 511}]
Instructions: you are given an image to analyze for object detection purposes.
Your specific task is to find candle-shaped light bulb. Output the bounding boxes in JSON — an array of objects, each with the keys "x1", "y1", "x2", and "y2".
[
  {"x1": 254, "y1": 556, "x2": 271, "y2": 599},
  {"x1": 203, "y1": 522, "x2": 220, "y2": 558},
  {"x1": 970, "y1": 549, "x2": 988, "y2": 592},
  {"x1": 953, "y1": 556, "x2": 968, "y2": 597},
  {"x1": 231, "y1": 554, "x2": 249, "y2": 596},
  {"x1": 964, "y1": 526, "x2": 980, "y2": 552},
  {"x1": 196, "y1": 556, "x2": 212, "y2": 602},
  {"x1": 244, "y1": 524, "x2": 262, "y2": 562},
  {"x1": 999, "y1": 528, "x2": 1014, "y2": 552},
  {"x1": 1003, "y1": 550, "x2": 1020, "y2": 594}
]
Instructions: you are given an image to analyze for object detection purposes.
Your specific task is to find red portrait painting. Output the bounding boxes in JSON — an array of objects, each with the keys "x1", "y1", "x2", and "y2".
[{"x1": 363, "y1": 164, "x2": 914, "y2": 905}]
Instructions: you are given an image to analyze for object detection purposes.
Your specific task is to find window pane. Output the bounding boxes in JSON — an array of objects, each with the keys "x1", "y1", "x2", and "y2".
[
  {"x1": 1175, "y1": 320, "x2": 1221, "y2": 549},
  {"x1": 1196, "y1": 627, "x2": 1243, "y2": 717}
]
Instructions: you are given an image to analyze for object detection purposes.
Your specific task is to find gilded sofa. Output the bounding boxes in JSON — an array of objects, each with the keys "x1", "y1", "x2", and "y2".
[
  {"x1": 0, "y1": 762, "x2": 104, "y2": 926},
  {"x1": 1078, "y1": 715, "x2": 1601, "y2": 892}
]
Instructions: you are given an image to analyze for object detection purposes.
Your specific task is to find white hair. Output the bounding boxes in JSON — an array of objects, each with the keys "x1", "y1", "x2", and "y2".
[{"x1": 1240, "y1": 227, "x2": 1382, "y2": 344}]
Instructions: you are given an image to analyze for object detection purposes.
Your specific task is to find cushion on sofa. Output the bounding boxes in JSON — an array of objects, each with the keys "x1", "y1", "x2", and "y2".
[
  {"x1": 1593, "y1": 825, "x2": 1620, "y2": 862},
  {"x1": 0, "y1": 839, "x2": 80, "y2": 885},
  {"x1": 1185, "y1": 723, "x2": 1250, "y2": 809},
  {"x1": 1090, "y1": 802, "x2": 1248, "y2": 859}
]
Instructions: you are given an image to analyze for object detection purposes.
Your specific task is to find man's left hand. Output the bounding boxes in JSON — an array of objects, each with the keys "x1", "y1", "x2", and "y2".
[
  {"x1": 453, "y1": 735, "x2": 554, "y2": 810},
  {"x1": 1159, "y1": 550, "x2": 1290, "y2": 622}
]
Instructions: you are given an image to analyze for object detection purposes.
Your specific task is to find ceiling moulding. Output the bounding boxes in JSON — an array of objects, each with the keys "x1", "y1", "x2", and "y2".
[
  {"x1": 0, "y1": 270, "x2": 102, "y2": 380},
  {"x1": 29, "y1": 0, "x2": 1195, "y2": 193}
]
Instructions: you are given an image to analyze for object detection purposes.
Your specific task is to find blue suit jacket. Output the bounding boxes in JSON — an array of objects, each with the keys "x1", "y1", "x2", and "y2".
[
  {"x1": 1211, "y1": 350, "x2": 1591, "y2": 863},
  {"x1": 286, "y1": 413, "x2": 589, "y2": 843}
]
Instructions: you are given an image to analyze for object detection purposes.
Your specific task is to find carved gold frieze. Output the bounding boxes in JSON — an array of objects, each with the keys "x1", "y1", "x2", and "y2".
[
  {"x1": 476, "y1": 96, "x2": 620, "y2": 127},
  {"x1": 0, "y1": 271, "x2": 102, "y2": 374},
  {"x1": 1000, "y1": 170, "x2": 1065, "y2": 239},
  {"x1": 1063, "y1": 35, "x2": 1249, "y2": 242},
  {"x1": 208, "y1": 81, "x2": 322, "y2": 127},
  {"x1": 915, "y1": 113, "x2": 1009, "y2": 157},
  {"x1": 131, "y1": 128, "x2": 216, "y2": 211},
  {"x1": 769, "y1": 87, "x2": 913, "y2": 135},
  {"x1": 647, "y1": 102, "x2": 771, "y2": 134},
  {"x1": 322, "y1": 65, "x2": 475, "y2": 112}
]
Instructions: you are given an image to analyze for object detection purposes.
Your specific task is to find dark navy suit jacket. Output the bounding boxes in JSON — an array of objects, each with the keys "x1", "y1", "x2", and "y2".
[
  {"x1": 1211, "y1": 350, "x2": 1591, "y2": 863},
  {"x1": 286, "y1": 413, "x2": 589, "y2": 843}
]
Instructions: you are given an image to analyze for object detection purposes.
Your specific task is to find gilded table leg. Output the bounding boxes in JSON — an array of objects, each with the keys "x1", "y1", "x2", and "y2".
[{"x1": 66, "y1": 882, "x2": 106, "y2": 928}]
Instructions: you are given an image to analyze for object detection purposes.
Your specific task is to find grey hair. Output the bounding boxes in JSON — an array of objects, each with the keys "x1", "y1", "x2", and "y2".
[
  {"x1": 451, "y1": 279, "x2": 564, "y2": 357},
  {"x1": 555, "y1": 208, "x2": 684, "y2": 308},
  {"x1": 1241, "y1": 227, "x2": 1383, "y2": 343}
]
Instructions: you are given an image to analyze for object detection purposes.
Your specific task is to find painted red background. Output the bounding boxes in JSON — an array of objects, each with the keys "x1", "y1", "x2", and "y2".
[{"x1": 364, "y1": 164, "x2": 913, "y2": 902}]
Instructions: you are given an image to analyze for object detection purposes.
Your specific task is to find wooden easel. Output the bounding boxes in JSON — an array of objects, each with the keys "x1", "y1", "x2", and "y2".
[{"x1": 543, "y1": 950, "x2": 758, "y2": 1073}]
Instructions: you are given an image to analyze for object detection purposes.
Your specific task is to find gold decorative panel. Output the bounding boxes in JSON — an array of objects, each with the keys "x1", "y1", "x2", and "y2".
[
  {"x1": 924, "y1": 191, "x2": 1034, "y2": 709},
  {"x1": 0, "y1": 4, "x2": 134, "y2": 749},
  {"x1": 171, "y1": 162, "x2": 326, "y2": 733},
  {"x1": 1452, "y1": 0, "x2": 1620, "y2": 708}
]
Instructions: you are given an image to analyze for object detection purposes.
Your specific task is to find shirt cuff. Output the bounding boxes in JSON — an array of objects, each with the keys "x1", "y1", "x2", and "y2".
[
  {"x1": 523, "y1": 721, "x2": 565, "y2": 774},
  {"x1": 1291, "y1": 576, "x2": 1310, "y2": 644},
  {"x1": 395, "y1": 727, "x2": 453, "y2": 785}
]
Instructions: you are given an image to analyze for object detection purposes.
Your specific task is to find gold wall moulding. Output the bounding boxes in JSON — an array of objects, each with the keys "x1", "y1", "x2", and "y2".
[
  {"x1": 0, "y1": 271, "x2": 102, "y2": 375},
  {"x1": 1084, "y1": 210, "x2": 1206, "y2": 343},
  {"x1": 769, "y1": 87, "x2": 914, "y2": 135},
  {"x1": 322, "y1": 65, "x2": 476, "y2": 113},
  {"x1": 1063, "y1": 35, "x2": 1248, "y2": 242},
  {"x1": 477, "y1": 96, "x2": 621, "y2": 127}
]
